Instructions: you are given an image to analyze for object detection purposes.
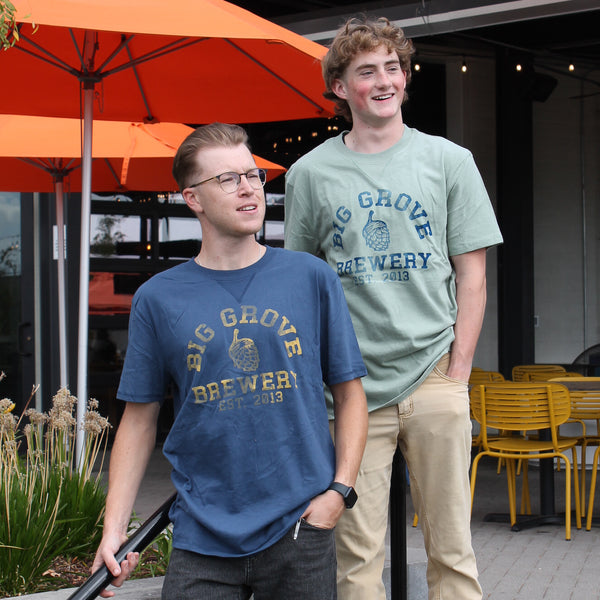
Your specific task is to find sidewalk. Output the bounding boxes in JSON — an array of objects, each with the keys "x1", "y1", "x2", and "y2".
[{"x1": 8, "y1": 448, "x2": 600, "y2": 600}]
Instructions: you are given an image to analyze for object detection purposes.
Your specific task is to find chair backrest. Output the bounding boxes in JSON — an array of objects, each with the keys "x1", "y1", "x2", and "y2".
[
  {"x1": 470, "y1": 382, "x2": 571, "y2": 447},
  {"x1": 469, "y1": 370, "x2": 505, "y2": 384},
  {"x1": 512, "y1": 364, "x2": 566, "y2": 382},
  {"x1": 549, "y1": 377, "x2": 600, "y2": 420}
]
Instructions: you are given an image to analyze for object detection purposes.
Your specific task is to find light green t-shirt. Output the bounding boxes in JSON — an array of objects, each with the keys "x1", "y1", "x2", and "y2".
[{"x1": 284, "y1": 126, "x2": 503, "y2": 411}]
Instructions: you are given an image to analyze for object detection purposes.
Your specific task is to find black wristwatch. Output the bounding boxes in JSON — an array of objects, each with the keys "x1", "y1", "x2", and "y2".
[{"x1": 328, "y1": 482, "x2": 358, "y2": 509}]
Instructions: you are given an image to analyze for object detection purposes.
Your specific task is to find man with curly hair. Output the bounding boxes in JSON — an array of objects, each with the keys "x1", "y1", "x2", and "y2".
[{"x1": 285, "y1": 16, "x2": 502, "y2": 600}]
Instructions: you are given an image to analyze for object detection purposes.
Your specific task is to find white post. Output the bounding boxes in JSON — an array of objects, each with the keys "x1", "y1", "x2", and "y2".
[
  {"x1": 55, "y1": 178, "x2": 68, "y2": 388},
  {"x1": 76, "y1": 33, "x2": 97, "y2": 471}
]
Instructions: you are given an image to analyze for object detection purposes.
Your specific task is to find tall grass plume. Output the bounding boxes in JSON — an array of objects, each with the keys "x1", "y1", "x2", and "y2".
[{"x1": 0, "y1": 383, "x2": 111, "y2": 596}]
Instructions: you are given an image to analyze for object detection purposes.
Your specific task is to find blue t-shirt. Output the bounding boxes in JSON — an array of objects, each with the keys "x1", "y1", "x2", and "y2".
[{"x1": 117, "y1": 246, "x2": 366, "y2": 557}]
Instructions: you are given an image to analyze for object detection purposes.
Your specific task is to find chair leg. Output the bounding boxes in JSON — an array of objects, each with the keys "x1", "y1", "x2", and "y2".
[
  {"x1": 470, "y1": 453, "x2": 485, "y2": 518},
  {"x1": 581, "y1": 441, "x2": 587, "y2": 518},
  {"x1": 587, "y1": 446, "x2": 600, "y2": 531},
  {"x1": 520, "y1": 459, "x2": 531, "y2": 515},
  {"x1": 572, "y1": 448, "x2": 581, "y2": 530},
  {"x1": 563, "y1": 454, "x2": 571, "y2": 541},
  {"x1": 506, "y1": 458, "x2": 517, "y2": 526}
]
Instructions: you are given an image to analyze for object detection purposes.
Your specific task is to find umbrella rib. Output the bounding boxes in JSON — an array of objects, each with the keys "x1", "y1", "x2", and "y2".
[
  {"x1": 126, "y1": 45, "x2": 154, "y2": 122},
  {"x1": 224, "y1": 39, "x2": 326, "y2": 113},
  {"x1": 14, "y1": 30, "x2": 80, "y2": 76},
  {"x1": 18, "y1": 157, "x2": 54, "y2": 172},
  {"x1": 12, "y1": 28, "x2": 125, "y2": 83},
  {"x1": 69, "y1": 28, "x2": 87, "y2": 71},
  {"x1": 95, "y1": 34, "x2": 134, "y2": 75},
  {"x1": 18, "y1": 157, "x2": 77, "y2": 179},
  {"x1": 102, "y1": 158, "x2": 122, "y2": 187},
  {"x1": 101, "y1": 37, "x2": 207, "y2": 78}
]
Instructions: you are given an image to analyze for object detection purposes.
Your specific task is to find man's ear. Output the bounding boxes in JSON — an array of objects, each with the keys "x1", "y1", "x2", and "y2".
[
  {"x1": 182, "y1": 188, "x2": 204, "y2": 214},
  {"x1": 331, "y1": 78, "x2": 347, "y2": 100}
]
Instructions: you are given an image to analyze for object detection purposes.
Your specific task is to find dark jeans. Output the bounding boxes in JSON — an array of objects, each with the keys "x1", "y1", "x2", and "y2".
[{"x1": 161, "y1": 520, "x2": 337, "y2": 600}]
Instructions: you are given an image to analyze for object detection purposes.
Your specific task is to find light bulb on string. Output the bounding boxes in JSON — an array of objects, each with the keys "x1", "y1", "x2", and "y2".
[{"x1": 461, "y1": 58, "x2": 467, "y2": 73}]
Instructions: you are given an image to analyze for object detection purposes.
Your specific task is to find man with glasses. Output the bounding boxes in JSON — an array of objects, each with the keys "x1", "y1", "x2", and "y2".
[{"x1": 92, "y1": 122, "x2": 368, "y2": 600}]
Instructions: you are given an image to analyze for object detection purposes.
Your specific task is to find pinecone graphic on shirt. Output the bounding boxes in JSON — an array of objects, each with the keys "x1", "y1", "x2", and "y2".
[
  {"x1": 362, "y1": 210, "x2": 390, "y2": 251},
  {"x1": 229, "y1": 328, "x2": 260, "y2": 372}
]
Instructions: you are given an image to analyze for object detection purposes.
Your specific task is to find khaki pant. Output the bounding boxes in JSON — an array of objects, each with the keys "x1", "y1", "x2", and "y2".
[{"x1": 332, "y1": 354, "x2": 482, "y2": 600}]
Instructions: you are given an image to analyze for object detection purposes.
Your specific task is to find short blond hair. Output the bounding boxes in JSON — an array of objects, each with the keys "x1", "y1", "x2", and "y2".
[{"x1": 172, "y1": 122, "x2": 250, "y2": 191}]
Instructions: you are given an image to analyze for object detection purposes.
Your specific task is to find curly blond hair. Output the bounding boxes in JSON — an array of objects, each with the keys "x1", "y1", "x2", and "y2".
[{"x1": 322, "y1": 16, "x2": 415, "y2": 122}]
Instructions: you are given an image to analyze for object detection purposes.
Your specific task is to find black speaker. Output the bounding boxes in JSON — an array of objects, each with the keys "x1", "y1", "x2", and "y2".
[{"x1": 530, "y1": 72, "x2": 558, "y2": 102}]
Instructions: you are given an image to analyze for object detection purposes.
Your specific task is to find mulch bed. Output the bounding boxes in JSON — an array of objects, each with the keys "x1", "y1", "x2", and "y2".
[{"x1": 0, "y1": 554, "x2": 163, "y2": 597}]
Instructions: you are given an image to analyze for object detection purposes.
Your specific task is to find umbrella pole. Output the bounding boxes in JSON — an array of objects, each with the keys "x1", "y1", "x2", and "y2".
[
  {"x1": 76, "y1": 77, "x2": 95, "y2": 471},
  {"x1": 55, "y1": 177, "x2": 68, "y2": 389}
]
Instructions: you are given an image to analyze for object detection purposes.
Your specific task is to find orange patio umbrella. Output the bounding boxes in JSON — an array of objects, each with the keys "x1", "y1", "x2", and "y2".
[
  {"x1": 2, "y1": 0, "x2": 332, "y2": 465},
  {"x1": 0, "y1": 115, "x2": 286, "y2": 192},
  {"x1": 0, "y1": 114, "x2": 286, "y2": 389},
  {"x1": 2, "y1": 0, "x2": 332, "y2": 124}
]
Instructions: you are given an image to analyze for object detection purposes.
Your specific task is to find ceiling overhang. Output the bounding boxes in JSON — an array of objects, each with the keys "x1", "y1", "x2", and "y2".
[{"x1": 278, "y1": 0, "x2": 600, "y2": 43}]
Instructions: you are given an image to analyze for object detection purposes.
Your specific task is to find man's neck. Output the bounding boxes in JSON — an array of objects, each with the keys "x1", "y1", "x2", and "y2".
[
  {"x1": 344, "y1": 115, "x2": 405, "y2": 154},
  {"x1": 195, "y1": 238, "x2": 264, "y2": 271}
]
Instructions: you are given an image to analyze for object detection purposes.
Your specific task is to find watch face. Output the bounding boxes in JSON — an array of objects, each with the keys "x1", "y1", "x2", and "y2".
[{"x1": 345, "y1": 487, "x2": 358, "y2": 508}]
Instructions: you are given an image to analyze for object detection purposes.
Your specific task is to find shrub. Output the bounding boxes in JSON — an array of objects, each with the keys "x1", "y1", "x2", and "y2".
[{"x1": 0, "y1": 381, "x2": 111, "y2": 596}]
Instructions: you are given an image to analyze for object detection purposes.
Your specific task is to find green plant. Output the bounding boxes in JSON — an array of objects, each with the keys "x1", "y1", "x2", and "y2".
[
  {"x1": 0, "y1": 385, "x2": 111, "y2": 596},
  {"x1": 132, "y1": 522, "x2": 173, "y2": 579},
  {"x1": 0, "y1": 1, "x2": 18, "y2": 49},
  {"x1": 0, "y1": 0, "x2": 36, "y2": 51}
]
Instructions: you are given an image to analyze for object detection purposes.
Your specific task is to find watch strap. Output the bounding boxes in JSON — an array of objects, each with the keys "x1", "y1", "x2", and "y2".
[{"x1": 327, "y1": 482, "x2": 357, "y2": 508}]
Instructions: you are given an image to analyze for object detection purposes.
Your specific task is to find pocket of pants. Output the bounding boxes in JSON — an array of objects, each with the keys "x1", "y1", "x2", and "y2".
[
  {"x1": 300, "y1": 518, "x2": 334, "y2": 532},
  {"x1": 433, "y1": 366, "x2": 469, "y2": 387}
]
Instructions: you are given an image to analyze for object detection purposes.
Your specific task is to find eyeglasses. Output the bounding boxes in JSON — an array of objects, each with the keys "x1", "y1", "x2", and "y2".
[{"x1": 187, "y1": 168, "x2": 267, "y2": 194}]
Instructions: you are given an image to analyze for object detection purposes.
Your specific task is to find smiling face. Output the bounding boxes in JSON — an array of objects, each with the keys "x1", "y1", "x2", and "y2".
[
  {"x1": 182, "y1": 143, "x2": 266, "y2": 242},
  {"x1": 332, "y1": 45, "x2": 406, "y2": 129}
]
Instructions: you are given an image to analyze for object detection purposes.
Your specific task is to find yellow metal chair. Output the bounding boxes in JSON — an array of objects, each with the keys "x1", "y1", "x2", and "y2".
[
  {"x1": 512, "y1": 364, "x2": 567, "y2": 382},
  {"x1": 470, "y1": 381, "x2": 581, "y2": 540},
  {"x1": 469, "y1": 369, "x2": 506, "y2": 384},
  {"x1": 469, "y1": 369, "x2": 505, "y2": 451},
  {"x1": 551, "y1": 377, "x2": 600, "y2": 516},
  {"x1": 468, "y1": 370, "x2": 514, "y2": 476},
  {"x1": 528, "y1": 371, "x2": 581, "y2": 382}
]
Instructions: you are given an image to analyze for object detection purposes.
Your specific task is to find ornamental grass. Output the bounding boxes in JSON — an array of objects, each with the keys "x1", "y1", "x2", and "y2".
[{"x1": 0, "y1": 375, "x2": 111, "y2": 597}]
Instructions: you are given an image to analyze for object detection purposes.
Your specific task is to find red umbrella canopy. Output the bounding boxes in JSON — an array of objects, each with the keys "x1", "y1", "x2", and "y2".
[
  {"x1": 0, "y1": 115, "x2": 286, "y2": 192},
  {"x1": 1, "y1": 0, "x2": 334, "y2": 123},
  {"x1": 1, "y1": 0, "x2": 316, "y2": 459}
]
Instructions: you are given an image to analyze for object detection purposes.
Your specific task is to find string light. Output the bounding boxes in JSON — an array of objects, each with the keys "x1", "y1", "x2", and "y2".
[
  {"x1": 414, "y1": 63, "x2": 421, "y2": 72},
  {"x1": 461, "y1": 58, "x2": 467, "y2": 73},
  {"x1": 569, "y1": 62, "x2": 575, "y2": 72},
  {"x1": 515, "y1": 63, "x2": 522, "y2": 72}
]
